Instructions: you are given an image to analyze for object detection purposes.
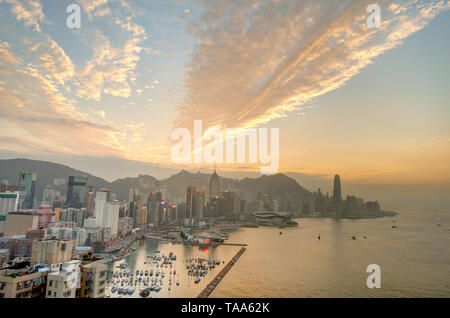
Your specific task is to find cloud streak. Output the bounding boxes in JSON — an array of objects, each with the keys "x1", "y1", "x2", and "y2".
[{"x1": 176, "y1": 0, "x2": 450, "y2": 130}]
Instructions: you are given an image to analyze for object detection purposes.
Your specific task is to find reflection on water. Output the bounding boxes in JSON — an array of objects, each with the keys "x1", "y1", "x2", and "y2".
[{"x1": 107, "y1": 209, "x2": 449, "y2": 298}]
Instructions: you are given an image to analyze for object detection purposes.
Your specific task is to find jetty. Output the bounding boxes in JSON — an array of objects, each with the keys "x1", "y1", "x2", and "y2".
[{"x1": 197, "y1": 247, "x2": 246, "y2": 298}]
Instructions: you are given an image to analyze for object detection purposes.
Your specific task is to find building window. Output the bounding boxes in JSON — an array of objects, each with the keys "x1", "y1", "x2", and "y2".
[
  {"x1": 0, "y1": 282, "x2": 5, "y2": 290},
  {"x1": 64, "y1": 291, "x2": 71, "y2": 297},
  {"x1": 0, "y1": 293, "x2": 4, "y2": 298},
  {"x1": 101, "y1": 271, "x2": 105, "y2": 277},
  {"x1": 48, "y1": 291, "x2": 51, "y2": 296},
  {"x1": 25, "y1": 281, "x2": 31, "y2": 288},
  {"x1": 17, "y1": 282, "x2": 24, "y2": 290},
  {"x1": 49, "y1": 280, "x2": 52, "y2": 287}
]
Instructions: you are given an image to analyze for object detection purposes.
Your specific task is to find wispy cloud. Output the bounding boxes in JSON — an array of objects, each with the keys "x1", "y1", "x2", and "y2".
[{"x1": 176, "y1": 0, "x2": 450, "y2": 130}]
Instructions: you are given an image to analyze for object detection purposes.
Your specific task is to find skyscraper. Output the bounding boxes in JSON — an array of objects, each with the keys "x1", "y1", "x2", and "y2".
[
  {"x1": 66, "y1": 176, "x2": 88, "y2": 208},
  {"x1": 333, "y1": 174, "x2": 342, "y2": 216},
  {"x1": 18, "y1": 171, "x2": 36, "y2": 209},
  {"x1": 209, "y1": 169, "x2": 219, "y2": 200},
  {"x1": 186, "y1": 185, "x2": 196, "y2": 220}
]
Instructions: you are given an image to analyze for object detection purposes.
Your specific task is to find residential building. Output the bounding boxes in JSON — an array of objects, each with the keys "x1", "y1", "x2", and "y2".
[
  {"x1": 79, "y1": 259, "x2": 107, "y2": 298},
  {"x1": 30, "y1": 239, "x2": 74, "y2": 266},
  {"x1": 46, "y1": 260, "x2": 81, "y2": 298},
  {"x1": 36, "y1": 205, "x2": 55, "y2": 228},
  {"x1": 0, "y1": 266, "x2": 48, "y2": 298}
]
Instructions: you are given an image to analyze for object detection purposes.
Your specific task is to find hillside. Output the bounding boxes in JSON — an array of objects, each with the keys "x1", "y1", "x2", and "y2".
[
  {"x1": 0, "y1": 159, "x2": 313, "y2": 203},
  {"x1": 0, "y1": 158, "x2": 109, "y2": 201}
]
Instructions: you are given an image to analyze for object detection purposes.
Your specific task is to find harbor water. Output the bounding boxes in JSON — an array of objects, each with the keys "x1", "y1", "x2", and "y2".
[{"x1": 107, "y1": 208, "x2": 449, "y2": 298}]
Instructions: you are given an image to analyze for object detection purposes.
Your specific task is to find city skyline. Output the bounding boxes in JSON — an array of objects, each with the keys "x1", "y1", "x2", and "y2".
[{"x1": 0, "y1": 0, "x2": 449, "y2": 188}]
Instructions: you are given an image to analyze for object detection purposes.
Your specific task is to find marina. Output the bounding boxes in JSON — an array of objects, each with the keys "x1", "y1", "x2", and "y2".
[
  {"x1": 104, "y1": 238, "x2": 242, "y2": 298},
  {"x1": 105, "y1": 210, "x2": 449, "y2": 298}
]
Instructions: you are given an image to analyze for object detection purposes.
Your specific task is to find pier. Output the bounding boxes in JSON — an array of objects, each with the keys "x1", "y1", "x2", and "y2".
[{"x1": 197, "y1": 247, "x2": 246, "y2": 298}]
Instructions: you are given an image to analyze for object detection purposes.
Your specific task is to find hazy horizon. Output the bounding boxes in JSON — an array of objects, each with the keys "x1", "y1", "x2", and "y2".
[{"x1": 1, "y1": 155, "x2": 449, "y2": 211}]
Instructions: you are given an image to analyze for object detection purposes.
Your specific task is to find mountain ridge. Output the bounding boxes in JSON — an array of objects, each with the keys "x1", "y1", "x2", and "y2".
[{"x1": 0, "y1": 158, "x2": 312, "y2": 203}]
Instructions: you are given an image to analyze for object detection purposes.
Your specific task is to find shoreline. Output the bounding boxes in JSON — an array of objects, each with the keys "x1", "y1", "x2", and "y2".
[{"x1": 295, "y1": 210, "x2": 398, "y2": 220}]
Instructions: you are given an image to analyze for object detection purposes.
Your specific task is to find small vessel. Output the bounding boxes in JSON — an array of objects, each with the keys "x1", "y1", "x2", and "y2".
[
  {"x1": 176, "y1": 280, "x2": 180, "y2": 286},
  {"x1": 139, "y1": 288, "x2": 150, "y2": 298},
  {"x1": 352, "y1": 236, "x2": 356, "y2": 240},
  {"x1": 392, "y1": 225, "x2": 397, "y2": 228},
  {"x1": 279, "y1": 231, "x2": 282, "y2": 235}
]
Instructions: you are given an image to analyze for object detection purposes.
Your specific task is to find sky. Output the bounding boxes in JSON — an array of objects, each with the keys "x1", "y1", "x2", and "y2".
[{"x1": 0, "y1": 0, "x2": 449, "y2": 191}]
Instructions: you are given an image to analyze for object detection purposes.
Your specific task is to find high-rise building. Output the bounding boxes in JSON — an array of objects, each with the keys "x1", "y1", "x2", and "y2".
[
  {"x1": 103, "y1": 201, "x2": 120, "y2": 238},
  {"x1": 60, "y1": 208, "x2": 86, "y2": 228},
  {"x1": 333, "y1": 174, "x2": 342, "y2": 216},
  {"x1": 146, "y1": 191, "x2": 161, "y2": 225},
  {"x1": 193, "y1": 190, "x2": 205, "y2": 219},
  {"x1": 91, "y1": 190, "x2": 120, "y2": 239},
  {"x1": 209, "y1": 169, "x2": 219, "y2": 200},
  {"x1": 186, "y1": 186, "x2": 196, "y2": 220},
  {"x1": 100, "y1": 188, "x2": 112, "y2": 202},
  {"x1": 93, "y1": 191, "x2": 107, "y2": 227},
  {"x1": 36, "y1": 204, "x2": 55, "y2": 228},
  {"x1": 0, "y1": 192, "x2": 20, "y2": 235},
  {"x1": 185, "y1": 186, "x2": 205, "y2": 221},
  {"x1": 30, "y1": 238, "x2": 74, "y2": 266},
  {"x1": 85, "y1": 191, "x2": 95, "y2": 217},
  {"x1": 66, "y1": 176, "x2": 88, "y2": 209},
  {"x1": 46, "y1": 222, "x2": 87, "y2": 247},
  {"x1": 18, "y1": 171, "x2": 36, "y2": 209}
]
